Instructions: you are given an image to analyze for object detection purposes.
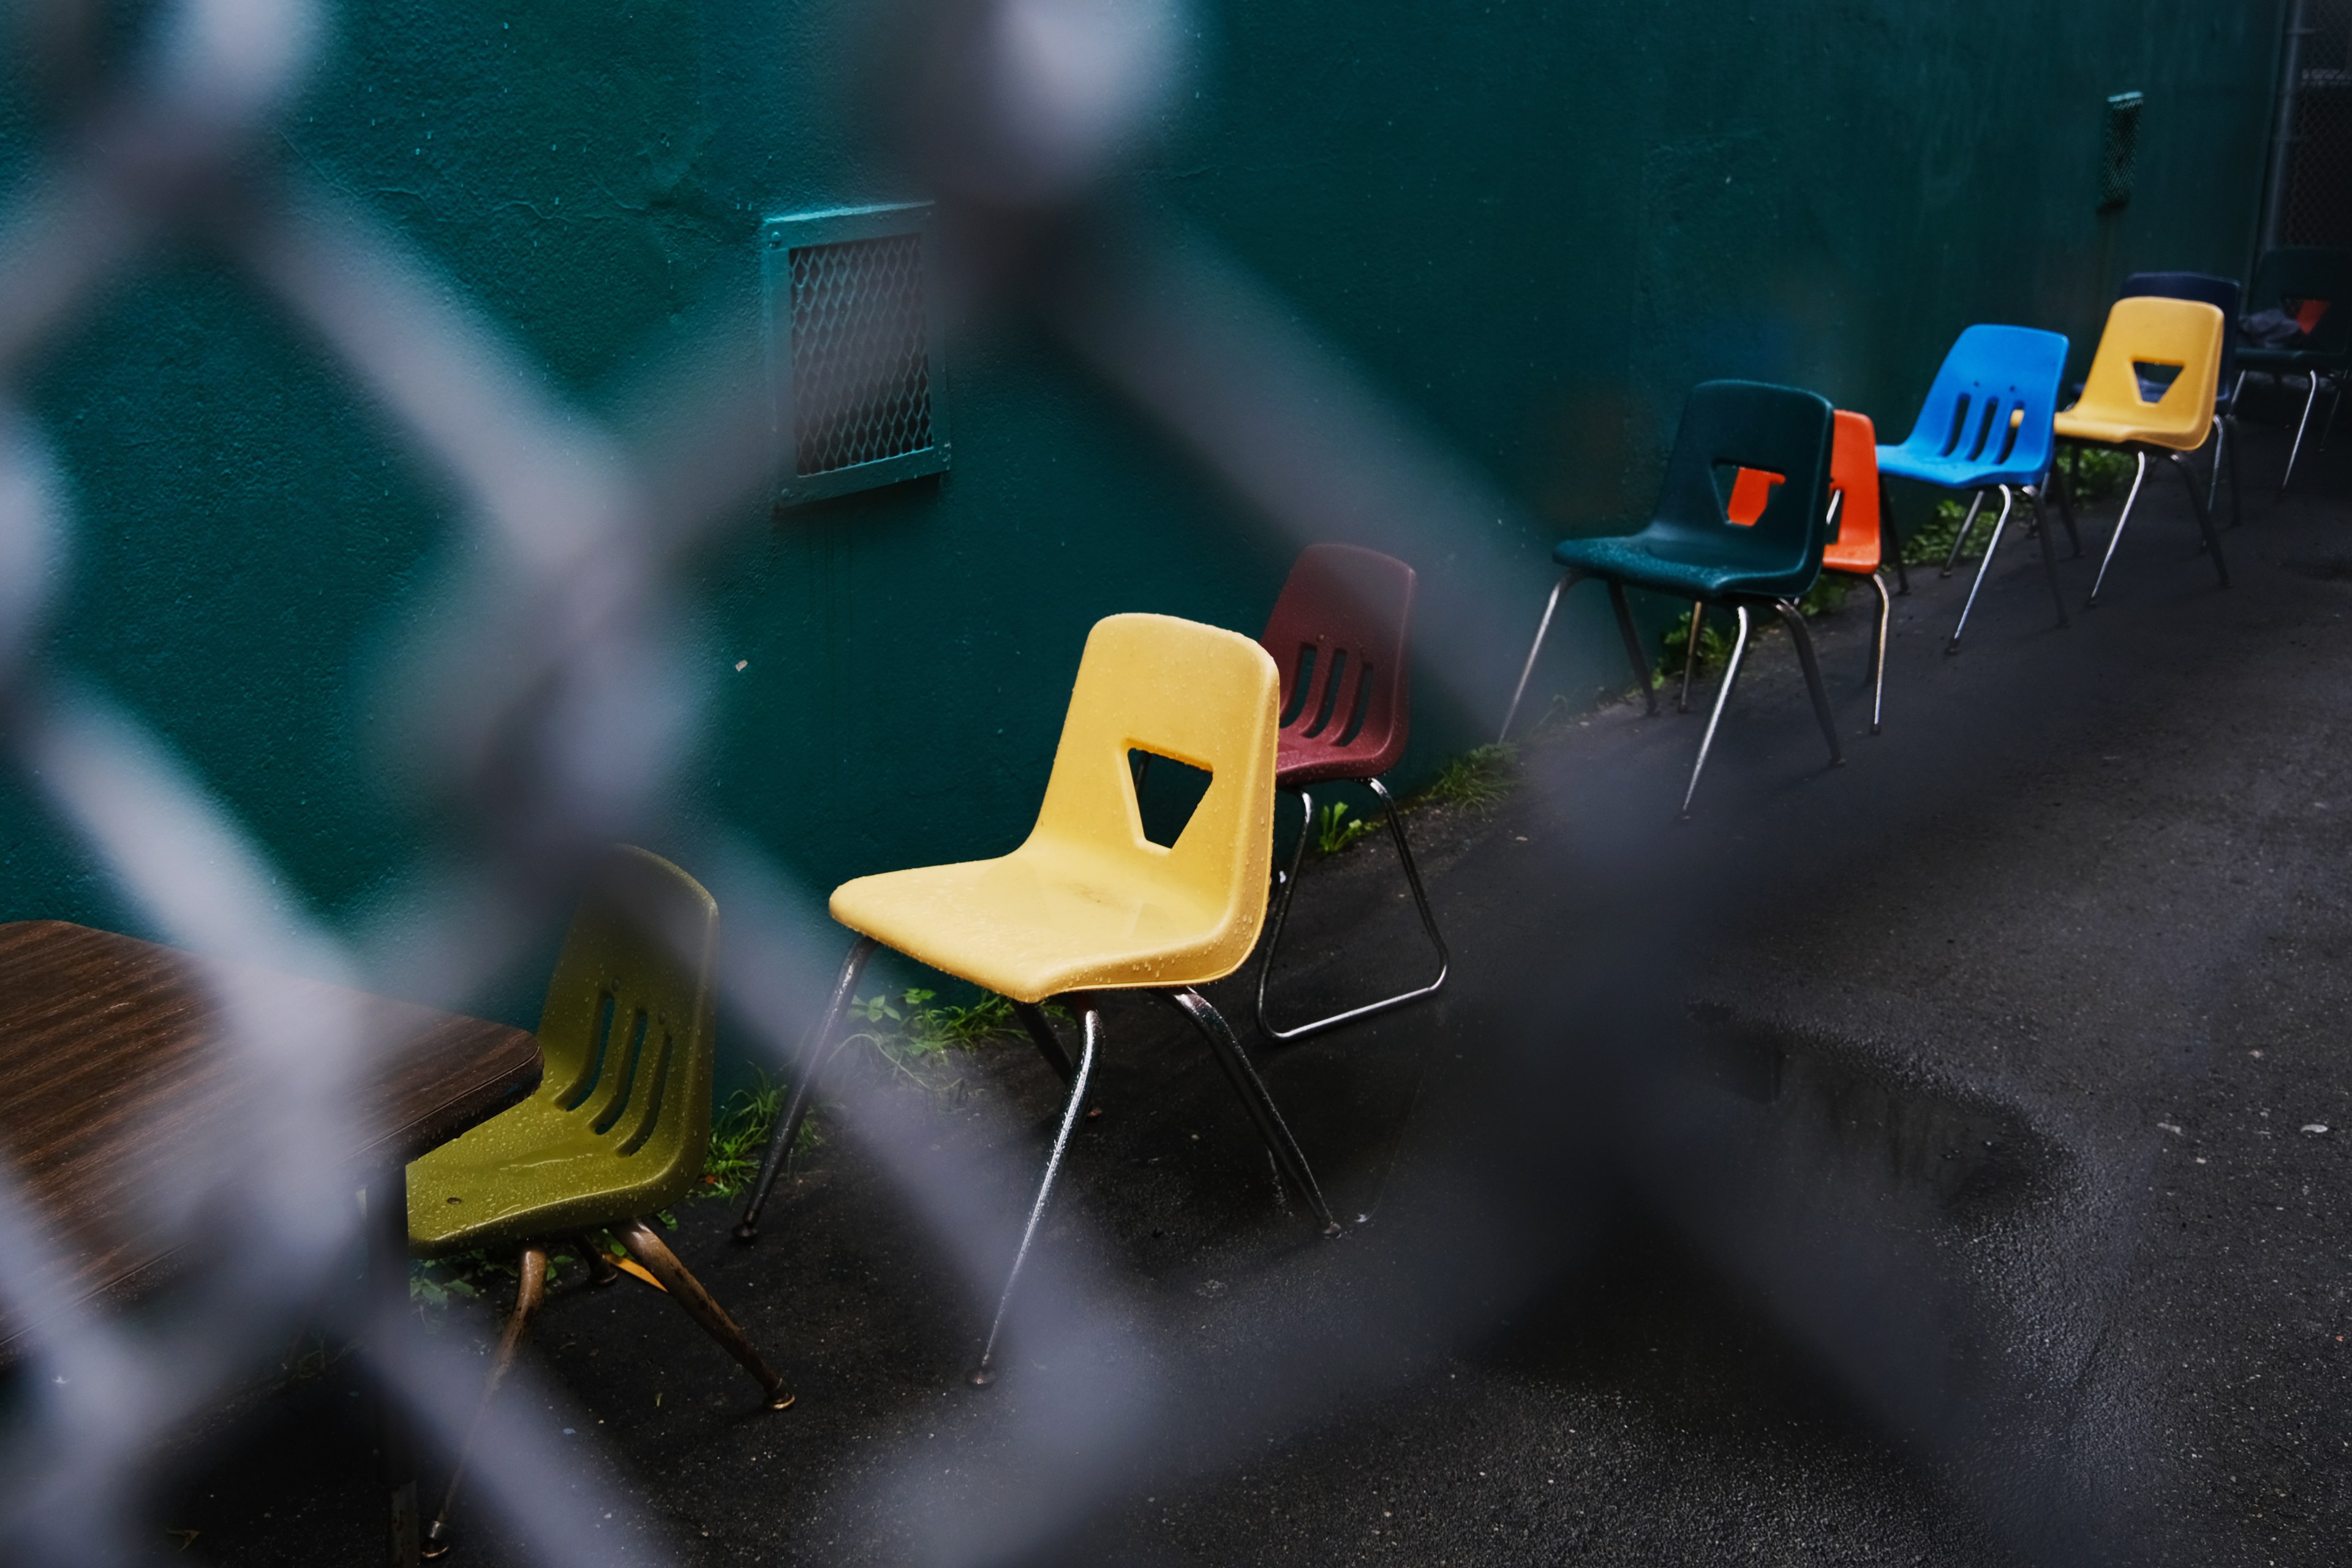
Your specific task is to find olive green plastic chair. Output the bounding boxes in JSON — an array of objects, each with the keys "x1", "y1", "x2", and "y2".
[{"x1": 406, "y1": 846, "x2": 790, "y2": 1559}]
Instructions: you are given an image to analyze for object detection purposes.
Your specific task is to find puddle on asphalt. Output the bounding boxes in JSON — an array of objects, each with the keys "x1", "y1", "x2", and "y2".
[{"x1": 1687, "y1": 1002, "x2": 2064, "y2": 1226}]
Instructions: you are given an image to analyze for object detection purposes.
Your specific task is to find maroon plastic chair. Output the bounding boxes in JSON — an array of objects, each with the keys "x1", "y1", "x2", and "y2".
[{"x1": 1253, "y1": 544, "x2": 1449, "y2": 1041}]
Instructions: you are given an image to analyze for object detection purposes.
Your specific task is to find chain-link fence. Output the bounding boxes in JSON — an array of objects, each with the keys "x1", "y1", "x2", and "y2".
[
  {"x1": 2272, "y1": 0, "x2": 2352, "y2": 248},
  {"x1": 0, "y1": 2, "x2": 2318, "y2": 1565}
]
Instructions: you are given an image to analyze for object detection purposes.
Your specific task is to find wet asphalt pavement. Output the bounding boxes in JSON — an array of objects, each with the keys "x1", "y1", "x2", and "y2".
[{"x1": 157, "y1": 410, "x2": 2349, "y2": 1566}]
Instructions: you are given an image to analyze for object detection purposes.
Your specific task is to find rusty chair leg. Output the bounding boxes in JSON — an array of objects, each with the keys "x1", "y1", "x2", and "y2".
[
  {"x1": 420, "y1": 1245, "x2": 551, "y2": 1561},
  {"x1": 575, "y1": 1234, "x2": 620, "y2": 1287},
  {"x1": 614, "y1": 1217, "x2": 794, "y2": 1411}
]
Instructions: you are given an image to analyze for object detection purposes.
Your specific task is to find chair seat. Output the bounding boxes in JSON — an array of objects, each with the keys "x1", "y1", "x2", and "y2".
[
  {"x1": 409, "y1": 1097, "x2": 690, "y2": 1257},
  {"x1": 1874, "y1": 443, "x2": 2043, "y2": 492},
  {"x1": 2051, "y1": 408, "x2": 2204, "y2": 451},
  {"x1": 1820, "y1": 536, "x2": 1880, "y2": 574},
  {"x1": 1552, "y1": 532, "x2": 1806, "y2": 603},
  {"x1": 1275, "y1": 735, "x2": 1383, "y2": 790},
  {"x1": 829, "y1": 839, "x2": 1240, "y2": 1004}
]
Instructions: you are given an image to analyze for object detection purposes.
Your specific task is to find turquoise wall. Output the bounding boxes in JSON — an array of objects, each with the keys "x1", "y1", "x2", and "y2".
[{"x1": 0, "y1": 1, "x2": 2285, "y2": 1019}]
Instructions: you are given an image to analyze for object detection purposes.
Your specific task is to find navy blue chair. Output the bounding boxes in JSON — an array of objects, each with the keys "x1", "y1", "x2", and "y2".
[{"x1": 2120, "y1": 271, "x2": 2243, "y2": 527}]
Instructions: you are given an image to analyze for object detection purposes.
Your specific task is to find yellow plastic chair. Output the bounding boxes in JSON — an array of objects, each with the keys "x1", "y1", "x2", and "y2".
[
  {"x1": 731, "y1": 612, "x2": 1340, "y2": 1386},
  {"x1": 407, "y1": 846, "x2": 791, "y2": 1559},
  {"x1": 2051, "y1": 295, "x2": 2230, "y2": 605}
]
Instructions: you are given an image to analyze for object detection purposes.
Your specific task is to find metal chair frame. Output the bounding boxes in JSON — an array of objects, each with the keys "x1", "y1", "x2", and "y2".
[
  {"x1": 1254, "y1": 777, "x2": 1449, "y2": 1042},
  {"x1": 732, "y1": 937, "x2": 1338, "y2": 1386}
]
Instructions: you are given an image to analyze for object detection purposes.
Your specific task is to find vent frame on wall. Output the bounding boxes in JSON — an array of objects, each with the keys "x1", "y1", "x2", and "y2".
[
  {"x1": 763, "y1": 202, "x2": 951, "y2": 510},
  {"x1": 2100, "y1": 91, "x2": 2144, "y2": 210}
]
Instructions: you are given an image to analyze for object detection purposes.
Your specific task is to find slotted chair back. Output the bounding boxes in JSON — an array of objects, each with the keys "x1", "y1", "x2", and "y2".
[
  {"x1": 1027, "y1": 612, "x2": 1280, "y2": 974},
  {"x1": 538, "y1": 847, "x2": 718, "y2": 1174},
  {"x1": 1259, "y1": 544, "x2": 1416, "y2": 788},
  {"x1": 409, "y1": 845, "x2": 718, "y2": 1253},
  {"x1": 1891, "y1": 324, "x2": 2065, "y2": 480}
]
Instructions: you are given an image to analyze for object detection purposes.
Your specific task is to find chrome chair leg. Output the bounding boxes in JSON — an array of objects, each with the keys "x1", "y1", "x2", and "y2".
[
  {"x1": 1605, "y1": 578, "x2": 1660, "y2": 717},
  {"x1": 1499, "y1": 570, "x2": 1573, "y2": 741},
  {"x1": 735, "y1": 935, "x2": 878, "y2": 1241},
  {"x1": 1678, "y1": 600, "x2": 1704, "y2": 714},
  {"x1": 968, "y1": 1007, "x2": 1099, "y2": 1388},
  {"x1": 2168, "y1": 451, "x2": 2229, "y2": 588},
  {"x1": 1257, "y1": 778, "x2": 1449, "y2": 1043},
  {"x1": 1941, "y1": 489, "x2": 1985, "y2": 577},
  {"x1": 1878, "y1": 476, "x2": 1911, "y2": 595},
  {"x1": 420, "y1": 1245, "x2": 551, "y2": 1560},
  {"x1": 1252, "y1": 789, "x2": 1315, "y2": 1036},
  {"x1": 2087, "y1": 450, "x2": 2149, "y2": 606},
  {"x1": 1774, "y1": 599, "x2": 1842, "y2": 767},
  {"x1": 2026, "y1": 484, "x2": 2069, "y2": 631},
  {"x1": 1947, "y1": 484, "x2": 2015, "y2": 652},
  {"x1": 1679, "y1": 603, "x2": 1750, "y2": 819},
  {"x1": 1164, "y1": 988, "x2": 1340, "y2": 1237},
  {"x1": 2207, "y1": 415, "x2": 2229, "y2": 521},
  {"x1": 614, "y1": 1218, "x2": 794, "y2": 1409},
  {"x1": 2283, "y1": 370, "x2": 2323, "y2": 493},
  {"x1": 1866, "y1": 570, "x2": 1891, "y2": 734}
]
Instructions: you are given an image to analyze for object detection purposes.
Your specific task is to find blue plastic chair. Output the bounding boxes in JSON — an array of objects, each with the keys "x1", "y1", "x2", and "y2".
[
  {"x1": 2237, "y1": 247, "x2": 2352, "y2": 492},
  {"x1": 2120, "y1": 271, "x2": 2243, "y2": 527},
  {"x1": 1501, "y1": 379, "x2": 1839, "y2": 816},
  {"x1": 1874, "y1": 325, "x2": 2072, "y2": 652}
]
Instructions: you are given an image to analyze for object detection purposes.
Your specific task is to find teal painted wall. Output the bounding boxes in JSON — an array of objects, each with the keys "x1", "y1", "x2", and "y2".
[{"x1": 0, "y1": 1, "x2": 2284, "y2": 1019}]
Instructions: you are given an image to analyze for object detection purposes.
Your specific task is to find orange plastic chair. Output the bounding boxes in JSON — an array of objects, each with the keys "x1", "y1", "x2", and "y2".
[
  {"x1": 1818, "y1": 411, "x2": 1895, "y2": 733},
  {"x1": 2051, "y1": 295, "x2": 2229, "y2": 605},
  {"x1": 1681, "y1": 412, "x2": 1894, "y2": 734},
  {"x1": 730, "y1": 613, "x2": 1338, "y2": 1385}
]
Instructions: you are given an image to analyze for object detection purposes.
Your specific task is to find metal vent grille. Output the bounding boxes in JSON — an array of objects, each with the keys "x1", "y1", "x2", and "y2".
[
  {"x1": 790, "y1": 235, "x2": 934, "y2": 475},
  {"x1": 764, "y1": 203, "x2": 950, "y2": 508},
  {"x1": 2100, "y1": 92, "x2": 2143, "y2": 209}
]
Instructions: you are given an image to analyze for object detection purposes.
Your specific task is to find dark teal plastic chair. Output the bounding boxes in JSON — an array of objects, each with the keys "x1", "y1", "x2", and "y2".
[
  {"x1": 2237, "y1": 247, "x2": 2352, "y2": 492},
  {"x1": 1501, "y1": 379, "x2": 1840, "y2": 816}
]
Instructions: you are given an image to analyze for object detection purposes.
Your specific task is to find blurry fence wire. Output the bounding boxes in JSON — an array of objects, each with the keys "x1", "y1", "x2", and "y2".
[
  {"x1": 0, "y1": 0, "x2": 2112, "y2": 1563},
  {"x1": 0, "y1": 0, "x2": 1550, "y2": 1561}
]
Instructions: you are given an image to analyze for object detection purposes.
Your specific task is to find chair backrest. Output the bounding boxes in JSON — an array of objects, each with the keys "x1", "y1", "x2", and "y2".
[
  {"x1": 1824, "y1": 409, "x2": 1881, "y2": 560},
  {"x1": 2248, "y1": 246, "x2": 2352, "y2": 360},
  {"x1": 1259, "y1": 544, "x2": 1415, "y2": 783},
  {"x1": 535, "y1": 845, "x2": 719, "y2": 1184},
  {"x1": 1892, "y1": 323, "x2": 2068, "y2": 478},
  {"x1": 2121, "y1": 271, "x2": 2242, "y2": 393},
  {"x1": 2074, "y1": 295, "x2": 2225, "y2": 445},
  {"x1": 1647, "y1": 380, "x2": 1836, "y2": 592},
  {"x1": 1029, "y1": 612, "x2": 1278, "y2": 947}
]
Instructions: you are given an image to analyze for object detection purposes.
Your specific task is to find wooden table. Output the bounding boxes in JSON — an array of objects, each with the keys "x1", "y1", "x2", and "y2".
[{"x1": 0, "y1": 919, "x2": 541, "y2": 1563}]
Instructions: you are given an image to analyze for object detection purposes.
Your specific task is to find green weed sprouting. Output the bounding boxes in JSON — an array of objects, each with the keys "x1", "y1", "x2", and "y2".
[
  {"x1": 1314, "y1": 800, "x2": 1376, "y2": 856},
  {"x1": 1411, "y1": 743, "x2": 1518, "y2": 812}
]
